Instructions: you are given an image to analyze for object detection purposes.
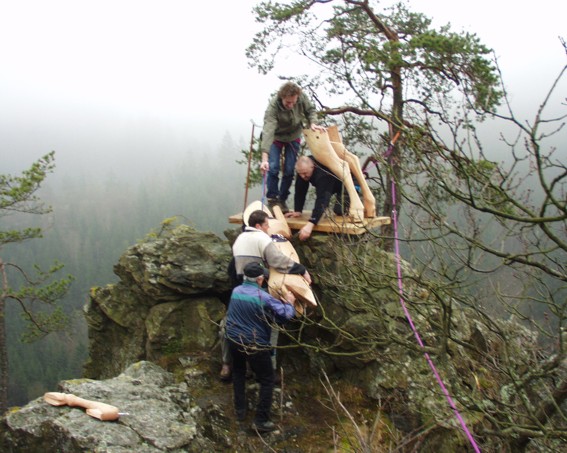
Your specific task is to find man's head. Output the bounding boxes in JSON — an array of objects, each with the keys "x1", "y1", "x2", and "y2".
[
  {"x1": 243, "y1": 262, "x2": 270, "y2": 283},
  {"x1": 278, "y1": 82, "x2": 301, "y2": 110},
  {"x1": 295, "y1": 156, "x2": 315, "y2": 181},
  {"x1": 248, "y1": 210, "x2": 270, "y2": 233}
]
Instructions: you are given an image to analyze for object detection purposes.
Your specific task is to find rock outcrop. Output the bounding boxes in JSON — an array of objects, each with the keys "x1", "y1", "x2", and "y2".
[
  {"x1": 83, "y1": 225, "x2": 231, "y2": 379},
  {"x1": 2, "y1": 223, "x2": 558, "y2": 452},
  {"x1": 1, "y1": 361, "x2": 215, "y2": 452}
]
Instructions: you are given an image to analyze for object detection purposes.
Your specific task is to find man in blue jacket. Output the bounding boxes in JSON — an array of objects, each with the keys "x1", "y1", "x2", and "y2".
[
  {"x1": 219, "y1": 209, "x2": 311, "y2": 381},
  {"x1": 225, "y1": 262, "x2": 296, "y2": 432}
]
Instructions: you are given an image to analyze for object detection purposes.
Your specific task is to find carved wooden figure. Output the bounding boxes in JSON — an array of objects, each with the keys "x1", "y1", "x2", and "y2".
[
  {"x1": 44, "y1": 392, "x2": 120, "y2": 421},
  {"x1": 267, "y1": 205, "x2": 316, "y2": 314},
  {"x1": 242, "y1": 200, "x2": 316, "y2": 314},
  {"x1": 303, "y1": 125, "x2": 376, "y2": 220}
]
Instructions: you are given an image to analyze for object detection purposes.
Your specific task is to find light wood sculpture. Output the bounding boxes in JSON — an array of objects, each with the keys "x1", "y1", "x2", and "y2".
[
  {"x1": 266, "y1": 204, "x2": 292, "y2": 239},
  {"x1": 303, "y1": 125, "x2": 376, "y2": 220},
  {"x1": 44, "y1": 392, "x2": 120, "y2": 421},
  {"x1": 267, "y1": 205, "x2": 316, "y2": 314},
  {"x1": 243, "y1": 201, "x2": 316, "y2": 314}
]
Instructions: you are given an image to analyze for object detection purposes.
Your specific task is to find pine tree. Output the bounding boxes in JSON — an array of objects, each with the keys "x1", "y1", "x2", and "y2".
[{"x1": 0, "y1": 152, "x2": 73, "y2": 413}]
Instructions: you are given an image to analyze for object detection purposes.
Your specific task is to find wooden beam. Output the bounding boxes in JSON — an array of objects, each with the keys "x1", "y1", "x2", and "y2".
[{"x1": 229, "y1": 211, "x2": 390, "y2": 236}]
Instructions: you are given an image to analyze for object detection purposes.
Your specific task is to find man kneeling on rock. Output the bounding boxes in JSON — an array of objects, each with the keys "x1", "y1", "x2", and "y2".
[{"x1": 225, "y1": 262, "x2": 296, "y2": 432}]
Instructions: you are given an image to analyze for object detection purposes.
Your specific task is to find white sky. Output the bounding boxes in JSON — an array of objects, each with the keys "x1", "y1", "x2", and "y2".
[
  {"x1": 0, "y1": 0, "x2": 565, "y2": 172},
  {"x1": 0, "y1": 1, "x2": 277, "y2": 143}
]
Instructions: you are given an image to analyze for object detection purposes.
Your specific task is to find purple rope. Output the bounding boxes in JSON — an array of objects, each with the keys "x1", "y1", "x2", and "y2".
[
  {"x1": 261, "y1": 172, "x2": 267, "y2": 207},
  {"x1": 387, "y1": 141, "x2": 481, "y2": 452}
]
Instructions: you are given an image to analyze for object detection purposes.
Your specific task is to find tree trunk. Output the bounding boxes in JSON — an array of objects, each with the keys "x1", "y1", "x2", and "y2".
[{"x1": 381, "y1": 144, "x2": 401, "y2": 253}]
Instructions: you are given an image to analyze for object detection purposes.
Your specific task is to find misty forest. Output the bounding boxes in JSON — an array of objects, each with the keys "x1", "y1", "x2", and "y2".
[
  {"x1": 2, "y1": 132, "x2": 251, "y2": 406},
  {"x1": 1, "y1": 0, "x2": 566, "y2": 451}
]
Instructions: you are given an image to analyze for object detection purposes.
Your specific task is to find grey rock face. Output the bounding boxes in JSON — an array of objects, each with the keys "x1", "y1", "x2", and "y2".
[
  {"x1": 0, "y1": 362, "x2": 215, "y2": 452},
  {"x1": 83, "y1": 225, "x2": 230, "y2": 379},
  {"x1": 5, "y1": 224, "x2": 556, "y2": 452}
]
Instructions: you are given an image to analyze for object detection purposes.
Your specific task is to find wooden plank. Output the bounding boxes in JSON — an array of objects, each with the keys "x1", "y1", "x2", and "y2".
[{"x1": 229, "y1": 211, "x2": 390, "y2": 235}]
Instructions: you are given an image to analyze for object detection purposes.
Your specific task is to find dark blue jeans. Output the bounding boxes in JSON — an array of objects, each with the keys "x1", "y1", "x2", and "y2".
[
  {"x1": 266, "y1": 140, "x2": 300, "y2": 201},
  {"x1": 228, "y1": 340, "x2": 274, "y2": 423}
]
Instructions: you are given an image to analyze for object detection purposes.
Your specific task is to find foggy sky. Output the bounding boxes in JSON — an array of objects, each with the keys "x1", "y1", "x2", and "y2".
[{"x1": 1, "y1": 0, "x2": 565, "y2": 178}]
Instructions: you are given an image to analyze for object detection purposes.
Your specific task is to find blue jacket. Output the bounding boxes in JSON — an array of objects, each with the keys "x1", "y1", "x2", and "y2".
[{"x1": 225, "y1": 281, "x2": 295, "y2": 346}]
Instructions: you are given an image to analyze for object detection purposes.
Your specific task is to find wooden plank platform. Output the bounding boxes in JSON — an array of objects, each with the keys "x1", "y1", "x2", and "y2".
[{"x1": 229, "y1": 211, "x2": 390, "y2": 235}]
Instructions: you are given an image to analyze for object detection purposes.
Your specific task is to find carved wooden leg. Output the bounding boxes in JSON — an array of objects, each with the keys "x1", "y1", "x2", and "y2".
[
  {"x1": 327, "y1": 126, "x2": 376, "y2": 218},
  {"x1": 268, "y1": 204, "x2": 292, "y2": 239},
  {"x1": 44, "y1": 392, "x2": 120, "y2": 421},
  {"x1": 303, "y1": 128, "x2": 365, "y2": 221}
]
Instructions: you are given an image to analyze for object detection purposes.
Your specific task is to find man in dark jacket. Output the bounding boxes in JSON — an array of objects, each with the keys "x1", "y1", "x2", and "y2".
[
  {"x1": 225, "y1": 262, "x2": 296, "y2": 432},
  {"x1": 285, "y1": 155, "x2": 350, "y2": 240}
]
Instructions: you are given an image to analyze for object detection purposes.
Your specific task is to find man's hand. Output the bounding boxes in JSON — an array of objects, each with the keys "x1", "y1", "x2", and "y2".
[
  {"x1": 260, "y1": 151, "x2": 269, "y2": 174},
  {"x1": 310, "y1": 123, "x2": 327, "y2": 132},
  {"x1": 302, "y1": 270, "x2": 312, "y2": 285},
  {"x1": 285, "y1": 292, "x2": 296, "y2": 305},
  {"x1": 299, "y1": 222, "x2": 315, "y2": 241},
  {"x1": 285, "y1": 211, "x2": 302, "y2": 218}
]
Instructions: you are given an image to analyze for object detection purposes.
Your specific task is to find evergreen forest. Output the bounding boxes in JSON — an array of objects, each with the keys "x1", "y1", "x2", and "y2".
[{"x1": 3, "y1": 132, "x2": 252, "y2": 406}]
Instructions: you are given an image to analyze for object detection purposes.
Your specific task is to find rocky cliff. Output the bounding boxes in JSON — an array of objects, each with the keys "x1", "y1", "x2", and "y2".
[
  {"x1": 0, "y1": 223, "x2": 551, "y2": 451},
  {"x1": 83, "y1": 225, "x2": 232, "y2": 380}
]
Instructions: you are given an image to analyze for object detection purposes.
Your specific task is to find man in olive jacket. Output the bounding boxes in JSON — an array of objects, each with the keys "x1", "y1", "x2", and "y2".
[{"x1": 259, "y1": 82, "x2": 326, "y2": 213}]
